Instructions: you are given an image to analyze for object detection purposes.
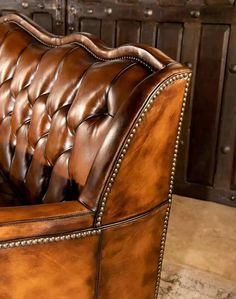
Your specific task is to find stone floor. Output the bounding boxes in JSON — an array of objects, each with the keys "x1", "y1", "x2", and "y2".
[{"x1": 159, "y1": 195, "x2": 236, "y2": 298}]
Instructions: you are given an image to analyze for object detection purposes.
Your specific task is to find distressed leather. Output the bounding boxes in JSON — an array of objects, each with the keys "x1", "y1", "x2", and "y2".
[{"x1": 0, "y1": 14, "x2": 191, "y2": 299}]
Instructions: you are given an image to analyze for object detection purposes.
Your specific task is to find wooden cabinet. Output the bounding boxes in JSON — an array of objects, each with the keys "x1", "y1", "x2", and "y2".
[
  {"x1": 0, "y1": 0, "x2": 235, "y2": 206},
  {"x1": 0, "y1": 0, "x2": 66, "y2": 35}
]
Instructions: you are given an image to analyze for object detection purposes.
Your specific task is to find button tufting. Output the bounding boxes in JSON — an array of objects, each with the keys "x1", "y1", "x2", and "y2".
[{"x1": 0, "y1": 19, "x2": 155, "y2": 205}]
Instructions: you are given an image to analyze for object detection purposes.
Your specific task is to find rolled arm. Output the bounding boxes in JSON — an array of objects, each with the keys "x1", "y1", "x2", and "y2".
[{"x1": 81, "y1": 65, "x2": 191, "y2": 225}]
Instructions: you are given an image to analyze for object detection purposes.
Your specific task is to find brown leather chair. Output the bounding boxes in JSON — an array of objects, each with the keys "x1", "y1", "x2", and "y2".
[{"x1": 0, "y1": 14, "x2": 191, "y2": 299}]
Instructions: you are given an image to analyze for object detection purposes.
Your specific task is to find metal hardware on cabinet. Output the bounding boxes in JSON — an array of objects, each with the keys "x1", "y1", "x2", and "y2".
[
  {"x1": 68, "y1": 25, "x2": 75, "y2": 32},
  {"x1": 221, "y1": 146, "x2": 231, "y2": 154},
  {"x1": 21, "y1": 1, "x2": 29, "y2": 8},
  {"x1": 144, "y1": 8, "x2": 153, "y2": 17},
  {"x1": 229, "y1": 64, "x2": 236, "y2": 73},
  {"x1": 55, "y1": 0, "x2": 62, "y2": 25},
  {"x1": 37, "y1": 3, "x2": 45, "y2": 9},
  {"x1": 68, "y1": 6, "x2": 76, "y2": 31},
  {"x1": 190, "y1": 10, "x2": 200, "y2": 18},
  {"x1": 185, "y1": 62, "x2": 192, "y2": 68},
  {"x1": 230, "y1": 195, "x2": 236, "y2": 201},
  {"x1": 70, "y1": 6, "x2": 77, "y2": 15},
  {"x1": 87, "y1": 8, "x2": 94, "y2": 14},
  {"x1": 104, "y1": 7, "x2": 113, "y2": 15}
]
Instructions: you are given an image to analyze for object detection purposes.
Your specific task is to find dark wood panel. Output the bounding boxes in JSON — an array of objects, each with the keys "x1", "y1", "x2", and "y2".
[
  {"x1": 0, "y1": 0, "x2": 66, "y2": 35},
  {"x1": 205, "y1": 0, "x2": 235, "y2": 5},
  {"x1": 175, "y1": 181, "x2": 236, "y2": 206},
  {"x1": 116, "y1": 20, "x2": 141, "y2": 46},
  {"x1": 101, "y1": 20, "x2": 116, "y2": 47},
  {"x1": 187, "y1": 24, "x2": 230, "y2": 185},
  {"x1": 157, "y1": 23, "x2": 183, "y2": 61},
  {"x1": 214, "y1": 25, "x2": 236, "y2": 192},
  {"x1": 140, "y1": 22, "x2": 157, "y2": 47},
  {"x1": 175, "y1": 23, "x2": 201, "y2": 182},
  {"x1": 80, "y1": 18, "x2": 101, "y2": 38},
  {"x1": 32, "y1": 13, "x2": 53, "y2": 33},
  {"x1": 159, "y1": 0, "x2": 235, "y2": 5},
  {"x1": 232, "y1": 148, "x2": 236, "y2": 190},
  {"x1": 159, "y1": 0, "x2": 191, "y2": 5},
  {"x1": 67, "y1": 2, "x2": 236, "y2": 25}
]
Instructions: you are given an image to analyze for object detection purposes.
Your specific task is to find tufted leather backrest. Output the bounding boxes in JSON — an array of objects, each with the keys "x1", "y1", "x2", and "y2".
[{"x1": 0, "y1": 14, "x2": 178, "y2": 206}]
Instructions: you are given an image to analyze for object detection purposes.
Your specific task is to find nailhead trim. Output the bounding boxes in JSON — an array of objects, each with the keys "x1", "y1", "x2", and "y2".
[
  {"x1": 154, "y1": 73, "x2": 191, "y2": 298},
  {"x1": 95, "y1": 72, "x2": 191, "y2": 228},
  {"x1": 92, "y1": 71, "x2": 191, "y2": 297},
  {"x1": 0, "y1": 229, "x2": 101, "y2": 250},
  {"x1": 4, "y1": 18, "x2": 154, "y2": 72}
]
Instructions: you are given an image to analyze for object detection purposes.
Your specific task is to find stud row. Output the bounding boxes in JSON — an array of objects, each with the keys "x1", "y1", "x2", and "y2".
[
  {"x1": 96, "y1": 72, "x2": 191, "y2": 227},
  {"x1": 154, "y1": 74, "x2": 191, "y2": 298},
  {"x1": 0, "y1": 229, "x2": 101, "y2": 250},
  {"x1": 79, "y1": 43, "x2": 154, "y2": 72}
]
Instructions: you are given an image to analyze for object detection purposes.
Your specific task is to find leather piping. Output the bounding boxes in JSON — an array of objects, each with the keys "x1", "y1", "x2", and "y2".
[
  {"x1": 94, "y1": 231, "x2": 103, "y2": 299},
  {"x1": 0, "y1": 210, "x2": 94, "y2": 227},
  {"x1": 98, "y1": 199, "x2": 168, "y2": 231},
  {"x1": 0, "y1": 199, "x2": 168, "y2": 246},
  {"x1": 0, "y1": 14, "x2": 175, "y2": 72}
]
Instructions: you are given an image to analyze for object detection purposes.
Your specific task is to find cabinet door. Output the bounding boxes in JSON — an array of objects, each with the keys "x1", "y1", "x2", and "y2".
[
  {"x1": 214, "y1": 25, "x2": 236, "y2": 201},
  {"x1": 0, "y1": 0, "x2": 66, "y2": 35},
  {"x1": 157, "y1": 23, "x2": 183, "y2": 61},
  {"x1": 187, "y1": 24, "x2": 230, "y2": 186}
]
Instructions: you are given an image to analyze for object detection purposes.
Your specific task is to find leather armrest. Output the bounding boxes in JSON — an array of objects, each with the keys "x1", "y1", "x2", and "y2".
[{"x1": 0, "y1": 201, "x2": 94, "y2": 242}]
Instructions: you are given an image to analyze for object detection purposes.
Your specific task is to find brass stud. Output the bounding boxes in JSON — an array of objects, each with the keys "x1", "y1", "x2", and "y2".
[
  {"x1": 21, "y1": 1, "x2": 29, "y2": 8},
  {"x1": 144, "y1": 8, "x2": 153, "y2": 17},
  {"x1": 190, "y1": 10, "x2": 200, "y2": 18},
  {"x1": 87, "y1": 8, "x2": 94, "y2": 14},
  {"x1": 37, "y1": 3, "x2": 45, "y2": 9},
  {"x1": 104, "y1": 7, "x2": 113, "y2": 15}
]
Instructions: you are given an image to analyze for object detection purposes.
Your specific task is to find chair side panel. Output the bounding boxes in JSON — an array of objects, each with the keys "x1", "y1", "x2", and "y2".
[
  {"x1": 97, "y1": 203, "x2": 168, "y2": 299},
  {"x1": 100, "y1": 77, "x2": 187, "y2": 224},
  {"x1": 0, "y1": 234, "x2": 99, "y2": 298}
]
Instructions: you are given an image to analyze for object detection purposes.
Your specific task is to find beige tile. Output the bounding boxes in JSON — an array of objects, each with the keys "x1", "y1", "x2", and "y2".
[
  {"x1": 164, "y1": 195, "x2": 236, "y2": 282},
  {"x1": 160, "y1": 262, "x2": 236, "y2": 299}
]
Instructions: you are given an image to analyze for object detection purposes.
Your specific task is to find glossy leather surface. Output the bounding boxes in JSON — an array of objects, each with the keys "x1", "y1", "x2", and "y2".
[
  {"x1": 0, "y1": 17, "x2": 156, "y2": 206},
  {"x1": 0, "y1": 14, "x2": 191, "y2": 299}
]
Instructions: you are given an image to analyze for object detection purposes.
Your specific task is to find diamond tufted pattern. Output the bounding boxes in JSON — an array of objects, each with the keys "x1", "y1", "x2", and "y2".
[{"x1": 0, "y1": 20, "x2": 156, "y2": 206}]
